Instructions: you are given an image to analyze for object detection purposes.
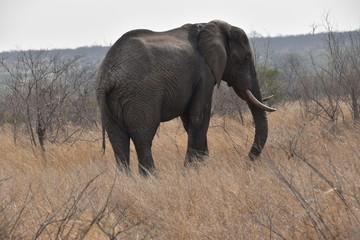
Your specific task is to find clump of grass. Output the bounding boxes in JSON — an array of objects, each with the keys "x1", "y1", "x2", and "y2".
[{"x1": 1, "y1": 103, "x2": 359, "y2": 239}]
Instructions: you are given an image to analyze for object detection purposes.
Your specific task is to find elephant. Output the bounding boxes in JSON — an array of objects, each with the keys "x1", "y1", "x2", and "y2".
[{"x1": 96, "y1": 20, "x2": 276, "y2": 176}]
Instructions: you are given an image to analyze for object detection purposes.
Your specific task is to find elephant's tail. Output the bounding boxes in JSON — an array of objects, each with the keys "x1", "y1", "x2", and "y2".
[
  {"x1": 101, "y1": 118, "x2": 106, "y2": 155},
  {"x1": 98, "y1": 91, "x2": 107, "y2": 154}
]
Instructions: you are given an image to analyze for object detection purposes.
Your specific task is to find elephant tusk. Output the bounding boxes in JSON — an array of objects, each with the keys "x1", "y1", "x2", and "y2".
[
  {"x1": 262, "y1": 95, "x2": 274, "y2": 102},
  {"x1": 245, "y1": 90, "x2": 277, "y2": 112}
]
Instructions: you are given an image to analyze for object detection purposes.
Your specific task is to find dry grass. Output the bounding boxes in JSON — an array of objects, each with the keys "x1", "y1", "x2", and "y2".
[{"x1": 1, "y1": 103, "x2": 360, "y2": 239}]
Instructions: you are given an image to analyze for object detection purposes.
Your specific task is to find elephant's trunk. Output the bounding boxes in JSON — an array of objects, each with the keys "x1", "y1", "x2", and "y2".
[
  {"x1": 247, "y1": 99, "x2": 269, "y2": 160},
  {"x1": 232, "y1": 78, "x2": 272, "y2": 160}
]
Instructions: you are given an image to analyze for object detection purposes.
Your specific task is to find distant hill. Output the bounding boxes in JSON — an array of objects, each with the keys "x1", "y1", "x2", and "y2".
[
  {"x1": 0, "y1": 45, "x2": 109, "y2": 66},
  {"x1": 252, "y1": 33, "x2": 324, "y2": 54},
  {"x1": 0, "y1": 31, "x2": 357, "y2": 67}
]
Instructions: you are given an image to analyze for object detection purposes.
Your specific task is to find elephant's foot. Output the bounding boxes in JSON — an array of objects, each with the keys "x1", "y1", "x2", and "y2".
[
  {"x1": 116, "y1": 162, "x2": 131, "y2": 176},
  {"x1": 139, "y1": 165, "x2": 157, "y2": 177},
  {"x1": 184, "y1": 149, "x2": 208, "y2": 168}
]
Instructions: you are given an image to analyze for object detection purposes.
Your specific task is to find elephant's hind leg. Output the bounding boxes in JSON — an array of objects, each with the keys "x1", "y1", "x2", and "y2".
[
  {"x1": 132, "y1": 138, "x2": 156, "y2": 176},
  {"x1": 106, "y1": 123, "x2": 131, "y2": 173},
  {"x1": 124, "y1": 102, "x2": 160, "y2": 176},
  {"x1": 129, "y1": 124, "x2": 158, "y2": 176}
]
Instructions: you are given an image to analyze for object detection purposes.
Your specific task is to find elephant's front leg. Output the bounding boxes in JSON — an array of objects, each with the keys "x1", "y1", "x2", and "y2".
[
  {"x1": 181, "y1": 79, "x2": 213, "y2": 166},
  {"x1": 181, "y1": 110, "x2": 211, "y2": 166}
]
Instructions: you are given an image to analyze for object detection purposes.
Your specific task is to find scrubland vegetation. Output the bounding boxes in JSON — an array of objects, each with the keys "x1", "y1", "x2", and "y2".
[
  {"x1": 1, "y1": 103, "x2": 360, "y2": 239},
  {"x1": 1, "y1": 19, "x2": 359, "y2": 239}
]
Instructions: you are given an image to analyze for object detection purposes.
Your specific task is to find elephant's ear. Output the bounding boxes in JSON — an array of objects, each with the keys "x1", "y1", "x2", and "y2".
[{"x1": 198, "y1": 20, "x2": 230, "y2": 86}]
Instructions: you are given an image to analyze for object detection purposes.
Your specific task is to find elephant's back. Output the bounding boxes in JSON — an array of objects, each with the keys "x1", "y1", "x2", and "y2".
[
  {"x1": 100, "y1": 26, "x2": 199, "y2": 84},
  {"x1": 97, "y1": 30, "x2": 154, "y2": 90}
]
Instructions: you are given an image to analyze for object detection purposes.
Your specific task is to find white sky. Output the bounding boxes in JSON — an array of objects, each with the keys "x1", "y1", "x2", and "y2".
[{"x1": 1, "y1": 0, "x2": 359, "y2": 52}]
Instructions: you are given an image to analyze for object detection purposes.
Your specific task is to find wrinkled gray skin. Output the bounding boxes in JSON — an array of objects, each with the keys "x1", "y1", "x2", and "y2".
[{"x1": 97, "y1": 20, "x2": 271, "y2": 176}]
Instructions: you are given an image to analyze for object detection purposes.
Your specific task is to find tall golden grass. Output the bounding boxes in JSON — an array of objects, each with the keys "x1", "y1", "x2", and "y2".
[{"x1": 1, "y1": 103, "x2": 360, "y2": 239}]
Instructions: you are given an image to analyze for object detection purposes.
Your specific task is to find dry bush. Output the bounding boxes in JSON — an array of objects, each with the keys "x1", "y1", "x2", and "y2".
[{"x1": 1, "y1": 103, "x2": 359, "y2": 239}]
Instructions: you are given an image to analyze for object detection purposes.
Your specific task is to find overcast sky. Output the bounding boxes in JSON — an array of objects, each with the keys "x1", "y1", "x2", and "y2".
[{"x1": 1, "y1": 0, "x2": 359, "y2": 52}]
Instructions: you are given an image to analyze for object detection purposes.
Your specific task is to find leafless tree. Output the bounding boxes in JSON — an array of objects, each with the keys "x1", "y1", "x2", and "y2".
[
  {"x1": 278, "y1": 53, "x2": 305, "y2": 103},
  {"x1": 323, "y1": 17, "x2": 360, "y2": 121},
  {"x1": 0, "y1": 50, "x2": 97, "y2": 152},
  {"x1": 278, "y1": 50, "x2": 343, "y2": 130}
]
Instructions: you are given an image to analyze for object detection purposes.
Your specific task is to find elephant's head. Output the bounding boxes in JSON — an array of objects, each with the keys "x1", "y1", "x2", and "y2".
[{"x1": 198, "y1": 20, "x2": 276, "y2": 159}]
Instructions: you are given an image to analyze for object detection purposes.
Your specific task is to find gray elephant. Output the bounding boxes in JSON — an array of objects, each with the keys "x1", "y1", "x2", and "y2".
[{"x1": 96, "y1": 20, "x2": 276, "y2": 176}]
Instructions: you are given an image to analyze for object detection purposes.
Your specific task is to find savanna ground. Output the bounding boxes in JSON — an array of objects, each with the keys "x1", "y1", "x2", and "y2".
[{"x1": 1, "y1": 103, "x2": 360, "y2": 240}]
